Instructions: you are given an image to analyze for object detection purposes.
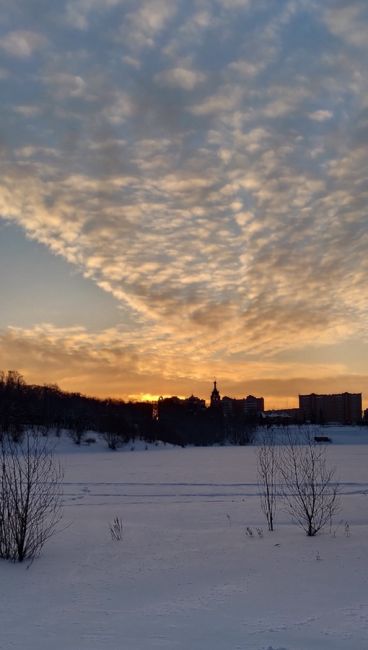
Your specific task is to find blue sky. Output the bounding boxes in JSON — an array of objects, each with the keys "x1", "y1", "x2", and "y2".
[{"x1": 0, "y1": 0, "x2": 367, "y2": 406}]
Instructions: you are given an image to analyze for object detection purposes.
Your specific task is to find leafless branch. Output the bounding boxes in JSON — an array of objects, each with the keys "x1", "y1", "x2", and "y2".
[
  {"x1": 257, "y1": 430, "x2": 279, "y2": 531},
  {"x1": 0, "y1": 432, "x2": 63, "y2": 562},
  {"x1": 278, "y1": 429, "x2": 340, "y2": 536}
]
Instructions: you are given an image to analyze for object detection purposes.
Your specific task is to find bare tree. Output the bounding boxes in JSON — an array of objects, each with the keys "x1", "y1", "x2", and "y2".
[
  {"x1": 68, "y1": 418, "x2": 87, "y2": 445},
  {"x1": 257, "y1": 430, "x2": 278, "y2": 531},
  {"x1": 99, "y1": 411, "x2": 129, "y2": 451},
  {"x1": 278, "y1": 431, "x2": 340, "y2": 536},
  {"x1": 102, "y1": 430, "x2": 124, "y2": 451},
  {"x1": 0, "y1": 432, "x2": 63, "y2": 562}
]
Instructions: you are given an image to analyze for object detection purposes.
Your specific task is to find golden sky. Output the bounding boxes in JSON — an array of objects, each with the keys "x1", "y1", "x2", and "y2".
[{"x1": 0, "y1": 1, "x2": 367, "y2": 409}]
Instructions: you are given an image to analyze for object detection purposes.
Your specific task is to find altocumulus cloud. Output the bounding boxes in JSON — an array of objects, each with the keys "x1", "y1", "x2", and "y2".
[
  {"x1": 0, "y1": 30, "x2": 47, "y2": 58},
  {"x1": 0, "y1": 0, "x2": 367, "y2": 403}
]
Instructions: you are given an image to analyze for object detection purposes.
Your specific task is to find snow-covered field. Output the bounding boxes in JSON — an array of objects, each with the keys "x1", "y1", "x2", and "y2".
[{"x1": 2, "y1": 426, "x2": 368, "y2": 650}]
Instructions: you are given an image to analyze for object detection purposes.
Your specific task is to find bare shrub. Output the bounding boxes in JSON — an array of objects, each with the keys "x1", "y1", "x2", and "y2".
[
  {"x1": 0, "y1": 433, "x2": 63, "y2": 562},
  {"x1": 279, "y1": 430, "x2": 340, "y2": 537},
  {"x1": 109, "y1": 516, "x2": 124, "y2": 541},
  {"x1": 99, "y1": 411, "x2": 129, "y2": 451},
  {"x1": 31, "y1": 424, "x2": 51, "y2": 438},
  {"x1": 102, "y1": 430, "x2": 124, "y2": 451},
  {"x1": 257, "y1": 431, "x2": 278, "y2": 531},
  {"x1": 85, "y1": 437, "x2": 96, "y2": 446},
  {"x1": 68, "y1": 419, "x2": 87, "y2": 445}
]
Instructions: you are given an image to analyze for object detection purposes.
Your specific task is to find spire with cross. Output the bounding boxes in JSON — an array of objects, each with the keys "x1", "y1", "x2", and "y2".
[{"x1": 210, "y1": 379, "x2": 221, "y2": 408}]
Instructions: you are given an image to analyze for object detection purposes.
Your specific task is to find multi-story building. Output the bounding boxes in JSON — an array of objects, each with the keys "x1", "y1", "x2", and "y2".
[
  {"x1": 244, "y1": 394, "x2": 264, "y2": 414},
  {"x1": 299, "y1": 392, "x2": 362, "y2": 425},
  {"x1": 157, "y1": 395, "x2": 206, "y2": 420},
  {"x1": 221, "y1": 394, "x2": 264, "y2": 418}
]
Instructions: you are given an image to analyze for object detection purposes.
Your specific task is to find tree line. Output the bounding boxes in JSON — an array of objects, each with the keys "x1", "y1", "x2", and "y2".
[
  {"x1": 0, "y1": 371, "x2": 261, "y2": 448},
  {"x1": 0, "y1": 370, "x2": 152, "y2": 447}
]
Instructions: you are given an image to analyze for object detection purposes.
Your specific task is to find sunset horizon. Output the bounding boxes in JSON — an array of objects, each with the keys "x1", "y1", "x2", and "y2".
[
  {"x1": 3, "y1": 366, "x2": 366, "y2": 412},
  {"x1": 0, "y1": 1, "x2": 367, "y2": 412}
]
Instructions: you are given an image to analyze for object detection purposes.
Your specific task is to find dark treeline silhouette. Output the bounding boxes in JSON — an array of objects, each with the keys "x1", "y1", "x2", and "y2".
[
  {"x1": 0, "y1": 371, "x2": 260, "y2": 448},
  {"x1": 0, "y1": 370, "x2": 152, "y2": 446},
  {"x1": 156, "y1": 396, "x2": 258, "y2": 447}
]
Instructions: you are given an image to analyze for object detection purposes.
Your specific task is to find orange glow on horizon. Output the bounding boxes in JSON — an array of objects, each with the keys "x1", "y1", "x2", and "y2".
[{"x1": 128, "y1": 393, "x2": 187, "y2": 403}]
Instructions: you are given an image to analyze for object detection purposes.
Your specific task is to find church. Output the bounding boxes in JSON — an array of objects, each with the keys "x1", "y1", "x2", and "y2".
[{"x1": 210, "y1": 380, "x2": 264, "y2": 415}]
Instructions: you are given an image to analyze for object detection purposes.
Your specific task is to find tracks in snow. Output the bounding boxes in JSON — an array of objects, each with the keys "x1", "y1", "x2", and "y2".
[{"x1": 62, "y1": 480, "x2": 368, "y2": 507}]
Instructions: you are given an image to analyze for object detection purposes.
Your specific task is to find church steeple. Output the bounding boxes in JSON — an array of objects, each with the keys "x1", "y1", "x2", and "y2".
[{"x1": 210, "y1": 380, "x2": 221, "y2": 408}]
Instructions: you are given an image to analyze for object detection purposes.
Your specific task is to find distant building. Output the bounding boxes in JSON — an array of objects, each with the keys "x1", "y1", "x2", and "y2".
[
  {"x1": 264, "y1": 408, "x2": 301, "y2": 425},
  {"x1": 221, "y1": 396, "x2": 235, "y2": 417},
  {"x1": 299, "y1": 392, "x2": 362, "y2": 425},
  {"x1": 157, "y1": 395, "x2": 205, "y2": 419},
  {"x1": 210, "y1": 381, "x2": 221, "y2": 408},
  {"x1": 185, "y1": 394, "x2": 206, "y2": 413},
  {"x1": 157, "y1": 394, "x2": 216, "y2": 446},
  {"x1": 244, "y1": 394, "x2": 264, "y2": 414},
  {"x1": 221, "y1": 394, "x2": 264, "y2": 418}
]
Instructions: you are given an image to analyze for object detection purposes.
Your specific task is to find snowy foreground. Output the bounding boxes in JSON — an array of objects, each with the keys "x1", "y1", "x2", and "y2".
[{"x1": 2, "y1": 427, "x2": 368, "y2": 650}]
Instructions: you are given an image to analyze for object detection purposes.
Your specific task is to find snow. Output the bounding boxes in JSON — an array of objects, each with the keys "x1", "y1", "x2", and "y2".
[{"x1": 1, "y1": 426, "x2": 368, "y2": 650}]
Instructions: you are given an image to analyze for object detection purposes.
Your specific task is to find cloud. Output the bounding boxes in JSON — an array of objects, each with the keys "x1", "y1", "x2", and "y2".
[
  {"x1": 65, "y1": 0, "x2": 124, "y2": 30},
  {"x1": 102, "y1": 91, "x2": 136, "y2": 123},
  {"x1": 122, "y1": 55, "x2": 141, "y2": 69},
  {"x1": 227, "y1": 59, "x2": 266, "y2": 79},
  {"x1": 190, "y1": 84, "x2": 244, "y2": 115},
  {"x1": 121, "y1": 0, "x2": 178, "y2": 51},
  {"x1": 216, "y1": 0, "x2": 252, "y2": 8},
  {"x1": 1, "y1": 324, "x2": 367, "y2": 408},
  {"x1": 0, "y1": 0, "x2": 367, "y2": 404},
  {"x1": 308, "y1": 109, "x2": 334, "y2": 122},
  {"x1": 261, "y1": 86, "x2": 311, "y2": 118},
  {"x1": 155, "y1": 66, "x2": 206, "y2": 91},
  {"x1": 324, "y1": 4, "x2": 368, "y2": 48},
  {"x1": 0, "y1": 30, "x2": 47, "y2": 58},
  {"x1": 42, "y1": 72, "x2": 88, "y2": 98},
  {"x1": 14, "y1": 105, "x2": 41, "y2": 117}
]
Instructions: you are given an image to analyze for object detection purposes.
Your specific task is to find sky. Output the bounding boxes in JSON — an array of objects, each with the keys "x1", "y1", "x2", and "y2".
[{"x1": 0, "y1": 0, "x2": 367, "y2": 408}]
